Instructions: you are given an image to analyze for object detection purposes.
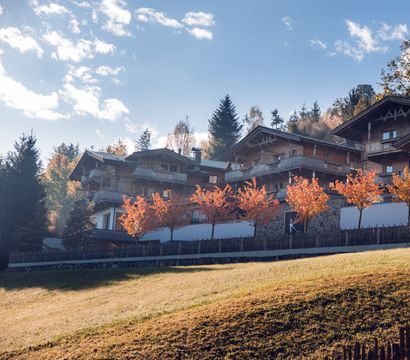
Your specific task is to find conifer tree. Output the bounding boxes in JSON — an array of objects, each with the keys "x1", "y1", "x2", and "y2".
[
  {"x1": 136, "y1": 128, "x2": 151, "y2": 151},
  {"x1": 310, "y1": 101, "x2": 321, "y2": 122},
  {"x1": 0, "y1": 157, "x2": 8, "y2": 268},
  {"x1": 3, "y1": 134, "x2": 47, "y2": 252},
  {"x1": 270, "y1": 108, "x2": 285, "y2": 130},
  {"x1": 208, "y1": 95, "x2": 242, "y2": 160},
  {"x1": 286, "y1": 111, "x2": 299, "y2": 133}
]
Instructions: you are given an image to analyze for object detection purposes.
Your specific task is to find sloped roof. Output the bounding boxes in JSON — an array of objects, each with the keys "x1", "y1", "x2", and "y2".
[{"x1": 126, "y1": 148, "x2": 195, "y2": 165}]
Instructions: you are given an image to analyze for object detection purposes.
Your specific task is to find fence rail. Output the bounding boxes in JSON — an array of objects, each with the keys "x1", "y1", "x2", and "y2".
[
  {"x1": 324, "y1": 326, "x2": 410, "y2": 360},
  {"x1": 9, "y1": 225, "x2": 410, "y2": 264}
]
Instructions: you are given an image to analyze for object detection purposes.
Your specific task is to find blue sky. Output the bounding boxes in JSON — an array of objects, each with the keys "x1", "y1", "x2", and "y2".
[{"x1": 0, "y1": 0, "x2": 409, "y2": 161}]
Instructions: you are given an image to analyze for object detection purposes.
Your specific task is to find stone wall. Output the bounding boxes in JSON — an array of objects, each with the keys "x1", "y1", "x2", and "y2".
[{"x1": 256, "y1": 195, "x2": 346, "y2": 237}]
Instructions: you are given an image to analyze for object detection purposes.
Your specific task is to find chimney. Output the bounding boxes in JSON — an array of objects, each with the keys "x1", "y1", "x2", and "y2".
[
  {"x1": 178, "y1": 148, "x2": 182, "y2": 155},
  {"x1": 192, "y1": 147, "x2": 202, "y2": 164}
]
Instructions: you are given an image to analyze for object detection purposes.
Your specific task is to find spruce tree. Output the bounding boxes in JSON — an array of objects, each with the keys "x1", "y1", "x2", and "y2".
[
  {"x1": 136, "y1": 128, "x2": 151, "y2": 151},
  {"x1": 3, "y1": 134, "x2": 47, "y2": 252},
  {"x1": 310, "y1": 101, "x2": 321, "y2": 122},
  {"x1": 208, "y1": 95, "x2": 242, "y2": 160},
  {"x1": 63, "y1": 200, "x2": 94, "y2": 249},
  {"x1": 270, "y1": 108, "x2": 285, "y2": 129},
  {"x1": 286, "y1": 111, "x2": 299, "y2": 133}
]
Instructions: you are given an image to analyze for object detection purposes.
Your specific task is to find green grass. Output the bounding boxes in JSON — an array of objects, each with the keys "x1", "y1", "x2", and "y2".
[{"x1": 1, "y1": 249, "x2": 410, "y2": 359}]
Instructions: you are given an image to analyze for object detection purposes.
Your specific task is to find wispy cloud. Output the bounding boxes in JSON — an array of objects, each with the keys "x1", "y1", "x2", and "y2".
[
  {"x1": 182, "y1": 12, "x2": 215, "y2": 27},
  {"x1": 281, "y1": 16, "x2": 293, "y2": 31},
  {"x1": 377, "y1": 22, "x2": 408, "y2": 41},
  {"x1": 136, "y1": 8, "x2": 183, "y2": 28},
  {"x1": 96, "y1": 65, "x2": 125, "y2": 76},
  {"x1": 309, "y1": 39, "x2": 327, "y2": 49},
  {"x1": 30, "y1": 0, "x2": 69, "y2": 16},
  {"x1": 187, "y1": 27, "x2": 213, "y2": 41},
  {"x1": 99, "y1": 0, "x2": 131, "y2": 36},
  {"x1": 0, "y1": 27, "x2": 43, "y2": 58}
]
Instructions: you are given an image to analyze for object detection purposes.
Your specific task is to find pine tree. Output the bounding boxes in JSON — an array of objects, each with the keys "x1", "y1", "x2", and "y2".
[
  {"x1": 299, "y1": 103, "x2": 309, "y2": 121},
  {"x1": 286, "y1": 111, "x2": 299, "y2": 133},
  {"x1": 310, "y1": 101, "x2": 321, "y2": 122},
  {"x1": 63, "y1": 200, "x2": 95, "y2": 249},
  {"x1": 136, "y1": 128, "x2": 151, "y2": 151},
  {"x1": 3, "y1": 134, "x2": 47, "y2": 252},
  {"x1": 270, "y1": 108, "x2": 285, "y2": 129},
  {"x1": 44, "y1": 143, "x2": 80, "y2": 235},
  {"x1": 208, "y1": 95, "x2": 242, "y2": 160}
]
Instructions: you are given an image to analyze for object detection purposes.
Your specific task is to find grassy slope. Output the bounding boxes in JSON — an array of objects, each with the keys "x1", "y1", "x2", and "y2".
[{"x1": 1, "y1": 249, "x2": 410, "y2": 359}]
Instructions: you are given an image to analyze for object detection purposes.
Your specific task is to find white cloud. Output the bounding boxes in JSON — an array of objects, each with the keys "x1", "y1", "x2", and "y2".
[
  {"x1": 334, "y1": 40, "x2": 366, "y2": 61},
  {"x1": 99, "y1": 0, "x2": 131, "y2": 36},
  {"x1": 69, "y1": 0, "x2": 90, "y2": 8},
  {"x1": 377, "y1": 22, "x2": 408, "y2": 41},
  {"x1": 0, "y1": 27, "x2": 43, "y2": 58},
  {"x1": 136, "y1": 8, "x2": 182, "y2": 28},
  {"x1": 281, "y1": 16, "x2": 293, "y2": 30},
  {"x1": 309, "y1": 39, "x2": 327, "y2": 49},
  {"x1": 43, "y1": 31, "x2": 115, "y2": 62},
  {"x1": 187, "y1": 27, "x2": 213, "y2": 40},
  {"x1": 61, "y1": 73, "x2": 128, "y2": 121},
  {"x1": 96, "y1": 65, "x2": 125, "y2": 76},
  {"x1": 0, "y1": 4, "x2": 4, "y2": 15},
  {"x1": 65, "y1": 65, "x2": 97, "y2": 84},
  {"x1": 30, "y1": 0, "x2": 69, "y2": 16},
  {"x1": 68, "y1": 15, "x2": 81, "y2": 34},
  {"x1": 182, "y1": 12, "x2": 215, "y2": 27},
  {"x1": 0, "y1": 52, "x2": 66, "y2": 120},
  {"x1": 95, "y1": 129, "x2": 106, "y2": 140}
]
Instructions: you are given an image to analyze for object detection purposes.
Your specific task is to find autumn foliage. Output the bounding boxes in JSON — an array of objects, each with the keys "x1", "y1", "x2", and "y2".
[
  {"x1": 331, "y1": 169, "x2": 382, "y2": 229},
  {"x1": 237, "y1": 178, "x2": 281, "y2": 238},
  {"x1": 191, "y1": 185, "x2": 235, "y2": 240},
  {"x1": 122, "y1": 196, "x2": 157, "y2": 241},
  {"x1": 151, "y1": 192, "x2": 189, "y2": 241},
  {"x1": 387, "y1": 166, "x2": 410, "y2": 225},
  {"x1": 286, "y1": 176, "x2": 329, "y2": 233}
]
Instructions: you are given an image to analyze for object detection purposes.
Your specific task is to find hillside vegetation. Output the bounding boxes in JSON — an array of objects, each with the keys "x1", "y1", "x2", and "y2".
[{"x1": 1, "y1": 249, "x2": 410, "y2": 359}]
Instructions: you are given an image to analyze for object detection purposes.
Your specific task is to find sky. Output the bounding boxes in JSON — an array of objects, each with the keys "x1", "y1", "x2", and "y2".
[{"x1": 0, "y1": 0, "x2": 409, "y2": 162}]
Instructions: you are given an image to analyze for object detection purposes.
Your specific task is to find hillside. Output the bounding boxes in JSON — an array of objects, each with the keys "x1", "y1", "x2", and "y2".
[{"x1": 1, "y1": 249, "x2": 410, "y2": 359}]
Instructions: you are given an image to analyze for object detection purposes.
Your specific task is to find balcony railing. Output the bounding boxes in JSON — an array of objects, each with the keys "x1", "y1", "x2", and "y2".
[
  {"x1": 81, "y1": 169, "x2": 108, "y2": 184},
  {"x1": 133, "y1": 167, "x2": 188, "y2": 184},
  {"x1": 92, "y1": 190, "x2": 125, "y2": 204},
  {"x1": 225, "y1": 156, "x2": 352, "y2": 182},
  {"x1": 365, "y1": 141, "x2": 395, "y2": 155}
]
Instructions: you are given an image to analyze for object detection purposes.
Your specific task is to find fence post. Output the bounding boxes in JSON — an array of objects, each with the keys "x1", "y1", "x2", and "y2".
[
  {"x1": 178, "y1": 242, "x2": 182, "y2": 256},
  {"x1": 142, "y1": 244, "x2": 145, "y2": 257},
  {"x1": 218, "y1": 239, "x2": 222, "y2": 253},
  {"x1": 289, "y1": 235, "x2": 293, "y2": 249},
  {"x1": 240, "y1": 237, "x2": 244, "y2": 252},
  {"x1": 376, "y1": 228, "x2": 381, "y2": 245},
  {"x1": 345, "y1": 231, "x2": 349, "y2": 247},
  {"x1": 316, "y1": 234, "x2": 319, "y2": 248},
  {"x1": 263, "y1": 237, "x2": 267, "y2": 250},
  {"x1": 197, "y1": 241, "x2": 201, "y2": 254},
  {"x1": 160, "y1": 244, "x2": 163, "y2": 257}
]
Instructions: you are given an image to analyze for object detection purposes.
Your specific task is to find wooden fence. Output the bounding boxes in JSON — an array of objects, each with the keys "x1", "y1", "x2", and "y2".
[
  {"x1": 325, "y1": 326, "x2": 410, "y2": 360},
  {"x1": 8, "y1": 224, "x2": 410, "y2": 264}
]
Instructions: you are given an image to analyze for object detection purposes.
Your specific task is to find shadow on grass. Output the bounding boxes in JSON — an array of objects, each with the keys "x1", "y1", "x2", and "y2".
[{"x1": 0, "y1": 265, "x2": 224, "y2": 292}]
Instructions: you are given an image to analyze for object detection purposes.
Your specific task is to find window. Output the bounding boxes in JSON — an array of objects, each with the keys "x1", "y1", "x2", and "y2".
[
  {"x1": 163, "y1": 189, "x2": 172, "y2": 198},
  {"x1": 386, "y1": 164, "x2": 393, "y2": 174},
  {"x1": 382, "y1": 130, "x2": 397, "y2": 140},
  {"x1": 103, "y1": 212, "x2": 111, "y2": 230},
  {"x1": 291, "y1": 149, "x2": 297, "y2": 157},
  {"x1": 169, "y1": 164, "x2": 178, "y2": 172},
  {"x1": 160, "y1": 162, "x2": 168, "y2": 171},
  {"x1": 273, "y1": 154, "x2": 283, "y2": 162},
  {"x1": 209, "y1": 175, "x2": 218, "y2": 184}
]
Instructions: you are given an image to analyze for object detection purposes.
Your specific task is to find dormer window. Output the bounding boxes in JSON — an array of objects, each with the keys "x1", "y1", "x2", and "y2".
[
  {"x1": 209, "y1": 175, "x2": 218, "y2": 184},
  {"x1": 382, "y1": 130, "x2": 397, "y2": 141}
]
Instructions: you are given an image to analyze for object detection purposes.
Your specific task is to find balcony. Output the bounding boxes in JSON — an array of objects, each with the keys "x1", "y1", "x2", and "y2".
[
  {"x1": 365, "y1": 141, "x2": 401, "y2": 158},
  {"x1": 81, "y1": 169, "x2": 108, "y2": 184},
  {"x1": 225, "y1": 156, "x2": 352, "y2": 182},
  {"x1": 92, "y1": 190, "x2": 124, "y2": 204},
  {"x1": 133, "y1": 167, "x2": 187, "y2": 184}
]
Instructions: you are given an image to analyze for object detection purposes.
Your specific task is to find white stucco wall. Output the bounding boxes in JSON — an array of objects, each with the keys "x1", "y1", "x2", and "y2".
[{"x1": 340, "y1": 202, "x2": 408, "y2": 229}]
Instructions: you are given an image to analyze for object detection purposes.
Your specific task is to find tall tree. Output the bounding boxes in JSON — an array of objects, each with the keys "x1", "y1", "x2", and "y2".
[
  {"x1": 243, "y1": 106, "x2": 264, "y2": 134},
  {"x1": 44, "y1": 143, "x2": 80, "y2": 235},
  {"x1": 166, "y1": 117, "x2": 195, "y2": 156},
  {"x1": 270, "y1": 108, "x2": 285, "y2": 130},
  {"x1": 380, "y1": 39, "x2": 410, "y2": 96},
  {"x1": 106, "y1": 138, "x2": 128, "y2": 156},
  {"x1": 136, "y1": 128, "x2": 151, "y2": 151},
  {"x1": 299, "y1": 103, "x2": 309, "y2": 122},
  {"x1": 387, "y1": 166, "x2": 410, "y2": 226},
  {"x1": 286, "y1": 111, "x2": 299, "y2": 133},
  {"x1": 310, "y1": 101, "x2": 321, "y2": 122},
  {"x1": 0, "y1": 157, "x2": 8, "y2": 268},
  {"x1": 63, "y1": 200, "x2": 95, "y2": 249},
  {"x1": 237, "y1": 178, "x2": 281, "y2": 239},
  {"x1": 286, "y1": 176, "x2": 329, "y2": 234},
  {"x1": 331, "y1": 170, "x2": 382, "y2": 229},
  {"x1": 208, "y1": 95, "x2": 243, "y2": 160},
  {"x1": 122, "y1": 196, "x2": 159, "y2": 242},
  {"x1": 2, "y1": 134, "x2": 47, "y2": 252},
  {"x1": 191, "y1": 184, "x2": 235, "y2": 240},
  {"x1": 152, "y1": 192, "x2": 189, "y2": 241}
]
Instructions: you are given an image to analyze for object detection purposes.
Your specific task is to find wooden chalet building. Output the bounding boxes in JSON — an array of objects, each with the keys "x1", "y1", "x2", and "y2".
[
  {"x1": 222, "y1": 126, "x2": 361, "y2": 199},
  {"x1": 70, "y1": 148, "x2": 226, "y2": 236},
  {"x1": 331, "y1": 96, "x2": 410, "y2": 189}
]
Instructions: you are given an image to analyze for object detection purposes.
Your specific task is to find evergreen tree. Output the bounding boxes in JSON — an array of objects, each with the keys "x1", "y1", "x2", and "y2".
[
  {"x1": 0, "y1": 157, "x2": 8, "y2": 268},
  {"x1": 270, "y1": 108, "x2": 285, "y2": 129},
  {"x1": 243, "y1": 106, "x2": 264, "y2": 134},
  {"x1": 63, "y1": 200, "x2": 95, "y2": 249},
  {"x1": 299, "y1": 103, "x2": 309, "y2": 121},
  {"x1": 3, "y1": 134, "x2": 47, "y2": 252},
  {"x1": 286, "y1": 111, "x2": 299, "y2": 133},
  {"x1": 44, "y1": 143, "x2": 80, "y2": 235},
  {"x1": 136, "y1": 128, "x2": 151, "y2": 151},
  {"x1": 208, "y1": 95, "x2": 242, "y2": 160},
  {"x1": 310, "y1": 101, "x2": 321, "y2": 122}
]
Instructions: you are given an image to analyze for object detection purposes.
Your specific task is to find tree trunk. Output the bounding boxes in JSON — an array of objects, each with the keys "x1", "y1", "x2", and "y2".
[
  {"x1": 211, "y1": 222, "x2": 215, "y2": 241},
  {"x1": 170, "y1": 226, "x2": 174, "y2": 241},
  {"x1": 358, "y1": 208, "x2": 363, "y2": 229}
]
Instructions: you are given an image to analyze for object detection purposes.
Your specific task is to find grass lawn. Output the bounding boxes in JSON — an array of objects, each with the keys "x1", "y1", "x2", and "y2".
[{"x1": 1, "y1": 249, "x2": 410, "y2": 359}]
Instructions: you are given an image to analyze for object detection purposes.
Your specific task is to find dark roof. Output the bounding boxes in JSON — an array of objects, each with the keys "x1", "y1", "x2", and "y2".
[
  {"x1": 331, "y1": 96, "x2": 410, "y2": 139},
  {"x1": 221, "y1": 126, "x2": 360, "y2": 161},
  {"x1": 126, "y1": 148, "x2": 195, "y2": 165}
]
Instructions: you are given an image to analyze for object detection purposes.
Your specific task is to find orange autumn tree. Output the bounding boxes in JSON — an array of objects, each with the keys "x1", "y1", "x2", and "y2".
[
  {"x1": 286, "y1": 176, "x2": 329, "y2": 234},
  {"x1": 331, "y1": 169, "x2": 382, "y2": 229},
  {"x1": 387, "y1": 166, "x2": 410, "y2": 225},
  {"x1": 191, "y1": 184, "x2": 235, "y2": 240},
  {"x1": 152, "y1": 192, "x2": 189, "y2": 241},
  {"x1": 237, "y1": 178, "x2": 281, "y2": 239},
  {"x1": 122, "y1": 196, "x2": 158, "y2": 242}
]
